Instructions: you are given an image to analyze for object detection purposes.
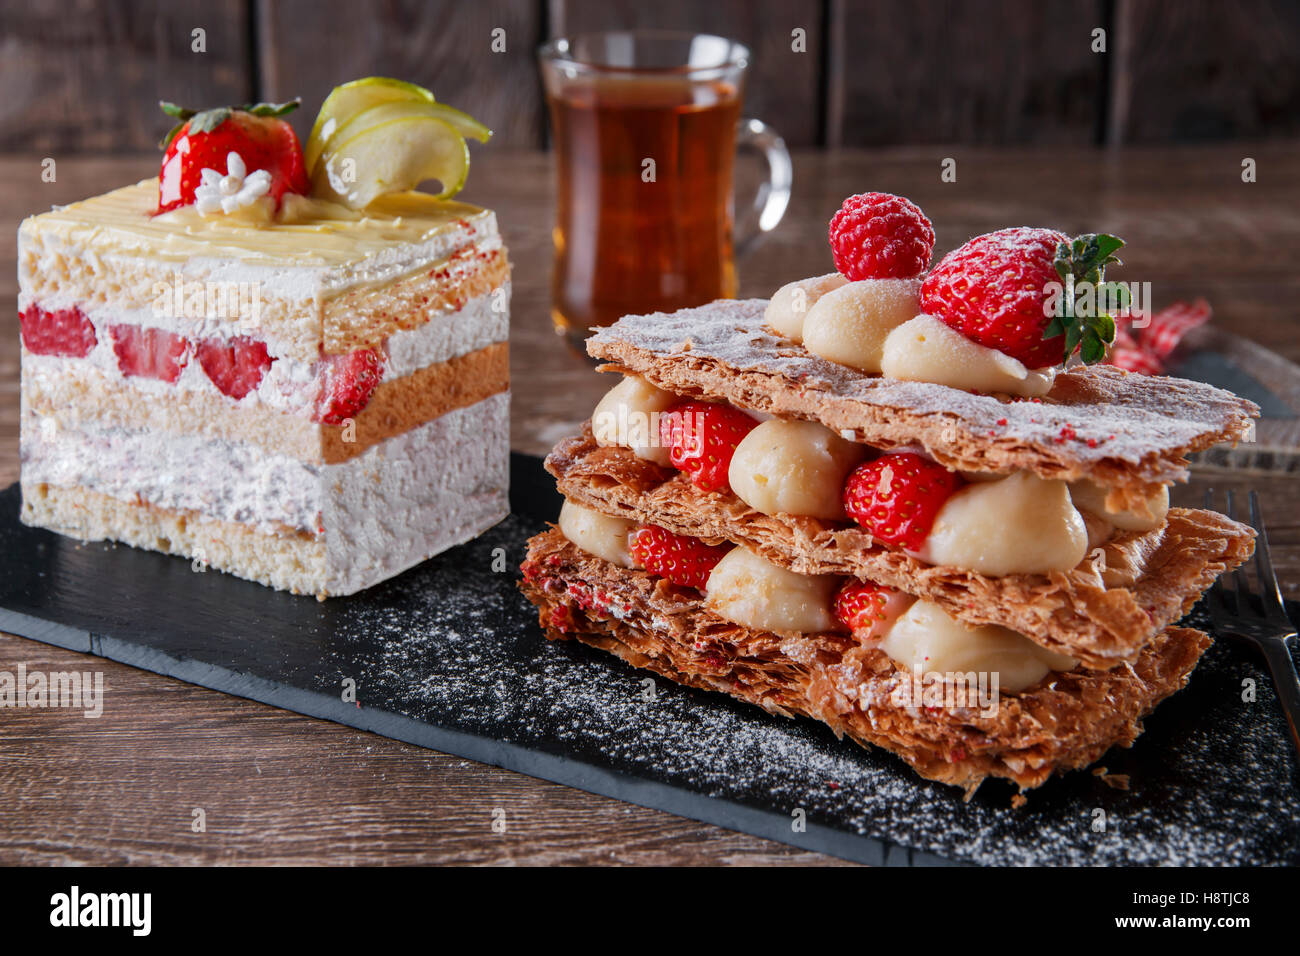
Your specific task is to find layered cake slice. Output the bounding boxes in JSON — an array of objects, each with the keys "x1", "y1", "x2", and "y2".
[
  {"x1": 521, "y1": 192, "x2": 1257, "y2": 794},
  {"x1": 19, "y1": 80, "x2": 509, "y2": 597}
]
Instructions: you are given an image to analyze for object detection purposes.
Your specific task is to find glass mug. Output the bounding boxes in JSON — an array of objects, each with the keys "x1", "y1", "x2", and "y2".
[{"x1": 539, "y1": 30, "x2": 792, "y2": 343}]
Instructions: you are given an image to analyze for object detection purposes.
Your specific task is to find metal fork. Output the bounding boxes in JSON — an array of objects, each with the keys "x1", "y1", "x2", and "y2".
[{"x1": 1204, "y1": 489, "x2": 1300, "y2": 761}]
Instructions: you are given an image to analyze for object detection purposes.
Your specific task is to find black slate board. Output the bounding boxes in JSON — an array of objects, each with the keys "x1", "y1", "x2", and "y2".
[{"x1": 1, "y1": 454, "x2": 1297, "y2": 866}]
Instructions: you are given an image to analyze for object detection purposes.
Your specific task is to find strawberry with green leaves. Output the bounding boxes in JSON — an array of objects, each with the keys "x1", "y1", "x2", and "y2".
[
  {"x1": 920, "y1": 227, "x2": 1126, "y2": 368},
  {"x1": 156, "y1": 100, "x2": 309, "y2": 213},
  {"x1": 1044, "y1": 233, "x2": 1128, "y2": 364}
]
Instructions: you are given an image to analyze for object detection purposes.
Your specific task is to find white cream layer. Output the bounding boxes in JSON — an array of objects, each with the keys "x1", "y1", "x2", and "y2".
[
  {"x1": 21, "y1": 392, "x2": 510, "y2": 541},
  {"x1": 323, "y1": 392, "x2": 510, "y2": 594}
]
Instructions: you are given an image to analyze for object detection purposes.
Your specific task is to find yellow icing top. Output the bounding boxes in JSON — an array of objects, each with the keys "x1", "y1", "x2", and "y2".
[{"x1": 20, "y1": 179, "x2": 494, "y2": 268}]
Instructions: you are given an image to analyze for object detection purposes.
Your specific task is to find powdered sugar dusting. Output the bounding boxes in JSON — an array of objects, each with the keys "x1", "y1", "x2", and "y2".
[
  {"x1": 303, "y1": 500, "x2": 1296, "y2": 865},
  {"x1": 587, "y1": 300, "x2": 1257, "y2": 480}
]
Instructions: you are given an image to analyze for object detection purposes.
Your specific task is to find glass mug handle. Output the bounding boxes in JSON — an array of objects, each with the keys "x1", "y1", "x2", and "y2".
[{"x1": 734, "y1": 118, "x2": 792, "y2": 258}]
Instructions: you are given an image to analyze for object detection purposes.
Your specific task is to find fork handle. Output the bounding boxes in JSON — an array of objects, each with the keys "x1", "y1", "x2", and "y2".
[{"x1": 1259, "y1": 639, "x2": 1300, "y2": 761}]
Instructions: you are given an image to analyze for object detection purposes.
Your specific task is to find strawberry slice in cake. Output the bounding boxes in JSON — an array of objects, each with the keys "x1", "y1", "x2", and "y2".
[
  {"x1": 522, "y1": 192, "x2": 1259, "y2": 795},
  {"x1": 19, "y1": 81, "x2": 510, "y2": 597}
]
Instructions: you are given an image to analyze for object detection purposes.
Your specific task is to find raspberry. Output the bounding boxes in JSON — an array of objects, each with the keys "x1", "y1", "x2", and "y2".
[
  {"x1": 920, "y1": 226, "x2": 1069, "y2": 369},
  {"x1": 828, "y1": 192, "x2": 935, "y2": 281}
]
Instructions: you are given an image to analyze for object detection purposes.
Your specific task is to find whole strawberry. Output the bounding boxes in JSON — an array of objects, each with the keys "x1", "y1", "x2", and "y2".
[
  {"x1": 919, "y1": 227, "x2": 1065, "y2": 368},
  {"x1": 842, "y1": 452, "x2": 961, "y2": 551},
  {"x1": 629, "y1": 525, "x2": 730, "y2": 590},
  {"x1": 833, "y1": 580, "x2": 910, "y2": 641},
  {"x1": 157, "y1": 100, "x2": 308, "y2": 213},
  {"x1": 829, "y1": 192, "x2": 935, "y2": 281},
  {"x1": 659, "y1": 401, "x2": 757, "y2": 494}
]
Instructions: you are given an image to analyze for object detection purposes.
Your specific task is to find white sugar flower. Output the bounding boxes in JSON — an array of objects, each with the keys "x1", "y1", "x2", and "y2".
[{"x1": 194, "y1": 151, "x2": 272, "y2": 215}]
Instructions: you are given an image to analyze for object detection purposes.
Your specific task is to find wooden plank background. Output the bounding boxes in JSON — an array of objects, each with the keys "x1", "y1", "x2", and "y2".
[{"x1": 1, "y1": 0, "x2": 1297, "y2": 153}]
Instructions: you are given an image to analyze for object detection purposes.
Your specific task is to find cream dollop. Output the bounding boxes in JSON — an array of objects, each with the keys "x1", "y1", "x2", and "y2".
[
  {"x1": 765, "y1": 273, "x2": 848, "y2": 341},
  {"x1": 881, "y1": 600, "x2": 1076, "y2": 694},
  {"x1": 591, "y1": 375, "x2": 676, "y2": 466},
  {"x1": 801, "y1": 278, "x2": 921, "y2": 373},
  {"x1": 728, "y1": 419, "x2": 865, "y2": 519},
  {"x1": 880, "y1": 314, "x2": 1055, "y2": 397},
  {"x1": 557, "y1": 501, "x2": 635, "y2": 568},
  {"x1": 194, "y1": 151, "x2": 272, "y2": 216},
  {"x1": 1069, "y1": 479, "x2": 1169, "y2": 532},
  {"x1": 914, "y1": 471, "x2": 1088, "y2": 575},
  {"x1": 705, "y1": 547, "x2": 840, "y2": 635}
]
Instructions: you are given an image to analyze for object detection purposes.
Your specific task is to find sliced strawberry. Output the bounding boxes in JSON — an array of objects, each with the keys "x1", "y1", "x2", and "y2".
[
  {"x1": 628, "y1": 524, "x2": 730, "y2": 591},
  {"x1": 833, "y1": 580, "x2": 912, "y2": 640},
  {"x1": 658, "y1": 401, "x2": 758, "y2": 494},
  {"x1": 196, "y1": 336, "x2": 275, "y2": 400},
  {"x1": 19, "y1": 303, "x2": 98, "y2": 358},
  {"x1": 110, "y1": 324, "x2": 191, "y2": 383},
  {"x1": 315, "y1": 348, "x2": 384, "y2": 424},
  {"x1": 157, "y1": 100, "x2": 307, "y2": 213},
  {"x1": 842, "y1": 452, "x2": 962, "y2": 551}
]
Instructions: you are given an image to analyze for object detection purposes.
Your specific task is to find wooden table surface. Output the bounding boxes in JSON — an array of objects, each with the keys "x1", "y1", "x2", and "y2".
[{"x1": 0, "y1": 147, "x2": 1297, "y2": 865}]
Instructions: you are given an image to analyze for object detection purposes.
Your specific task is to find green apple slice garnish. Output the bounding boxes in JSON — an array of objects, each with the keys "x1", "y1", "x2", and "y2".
[
  {"x1": 326, "y1": 100, "x2": 491, "y2": 152},
  {"x1": 312, "y1": 115, "x2": 470, "y2": 208},
  {"x1": 305, "y1": 77, "x2": 436, "y2": 175}
]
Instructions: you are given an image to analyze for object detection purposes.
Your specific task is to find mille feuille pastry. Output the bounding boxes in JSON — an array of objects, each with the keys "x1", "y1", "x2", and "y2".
[
  {"x1": 522, "y1": 192, "x2": 1258, "y2": 794},
  {"x1": 19, "y1": 78, "x2": 509, "y2": 597}
]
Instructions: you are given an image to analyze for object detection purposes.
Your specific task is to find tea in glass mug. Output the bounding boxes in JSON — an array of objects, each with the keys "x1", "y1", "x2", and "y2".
[{"x1": 539, "y1": 31, "x2": 791, "y2": 343}]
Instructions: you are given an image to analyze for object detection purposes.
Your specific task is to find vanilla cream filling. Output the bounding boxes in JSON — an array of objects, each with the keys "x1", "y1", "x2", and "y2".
[
  {"x1": 705, "y1": 546, "x2": 839, "y2": 635},
  {"x1": 558, "y1": 501, "x2": 636, "y2": 568},
  {"x1": 588, "y1": 371, "x2": 1103, "y2": 575},
  {"x1": 765, "y1": 272, "x2": 848, "y2": 342},
  {"x1": 557, "y1": 526, "x2": 1076, "y2": 694},
  {"x1": 728, "y1": 418, "x2": 864, "y2": 519},
  {"x1": 591, "y1": 375, "x2": 678, "y2": 467},
  {"x1": 913, "y1": 471, "x2": 1089, "y2": 575},
  {"x1": 881, "y1": 314, "x2": 1056, "y2": 397},
  {"x1": 1069, "y1": 478, "x2": 1169, "y2": 532},
  {"x1": 880, "y1": 600, "x2": 1076, "y2": 694},
  {"x1": 802, "y1": 278, "x2": 922, "y2": 373}
]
